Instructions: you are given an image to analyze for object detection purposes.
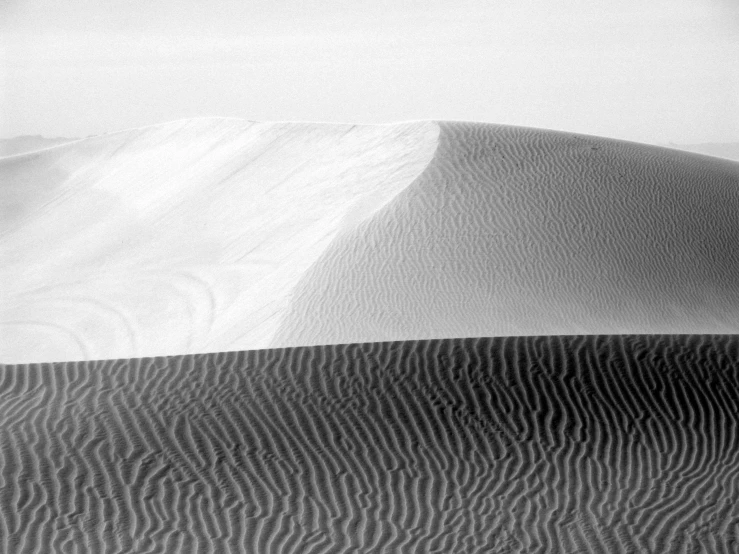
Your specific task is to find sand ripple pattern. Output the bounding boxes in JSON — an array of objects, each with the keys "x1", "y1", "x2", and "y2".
[
  {"x1": 1, "y1": 334, "x2": 739, "y2": 553},
  {"x1": 274, "y1": 122, "x2": 739, "y2": 345}
]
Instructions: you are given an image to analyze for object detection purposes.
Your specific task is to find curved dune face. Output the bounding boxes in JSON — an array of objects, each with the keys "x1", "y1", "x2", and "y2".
[
  {"x1": 3, "y1": 118, "x2": 739, "y2": 363},
  {"x1": 1, "y1": 335, "x2": 738, "y2": 553},
  {"x1": 0, "y1": 119, "x2": 439, "y2": 363},
  {"x1": 274, "y1": 122, "x2": 739, "y2": 345},
  {"x1": 0, "y1": 136, "x2": 78, "y2": 158}
]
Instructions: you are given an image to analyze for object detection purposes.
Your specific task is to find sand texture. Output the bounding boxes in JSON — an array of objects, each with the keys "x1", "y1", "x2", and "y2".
[
  {"x1": 0, "y1": 119, "x2": 438, "y2": 363},
  {"x1": 3, "y1": 119, "x2": 739, "y2": 362},
  {"x1": 275, "y1": 122, "x2": 739, "y2": 345},
  {"x1": 1, "y1": 335, "x2": 739, "y2": 553}
]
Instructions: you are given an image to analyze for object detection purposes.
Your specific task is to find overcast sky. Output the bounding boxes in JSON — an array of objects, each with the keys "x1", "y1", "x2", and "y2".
[{"x1": 1, "y1": 0, "x2": 737, "y2": 144}]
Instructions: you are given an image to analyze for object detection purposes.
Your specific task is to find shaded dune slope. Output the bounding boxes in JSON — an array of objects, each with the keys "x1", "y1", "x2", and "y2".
[
  {"x1": 0, "y1": 136, "x2": 79, "y2": 159},
  {"x1": 2, "y1": 335, "x2": 739, "y2": 553},
  {"x1": 3, "y1": 119, "x2": 739, "y2": 363},
  {"x1": 274, "y1": 122, "x2": 739, "y2": 345}
]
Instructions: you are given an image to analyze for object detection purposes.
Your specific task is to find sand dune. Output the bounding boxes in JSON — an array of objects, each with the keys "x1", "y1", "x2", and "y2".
[
  {"x1": 3, "y1": 119, "x2": 739, "y2": 362},
  {"x1": 1, "y1": 335, "x2": 738, "y2": 553},
  {"x1": 0, "y1": 118, "x2": 438, "y2": 363},
  {"x1": 275, "y1": 122, "x2": 739, "y2": 346},
  {"x1": 666, "y1": 142, "x2": 739, "y2": 163},
  {"x1": 0, "y1": 136, "x2": 79, "y2": 158}
]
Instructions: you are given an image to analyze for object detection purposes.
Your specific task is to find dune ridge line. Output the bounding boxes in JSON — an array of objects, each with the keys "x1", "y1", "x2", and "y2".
[{"x1": 2, "y1": 118, "x2": 739, "y2": 363}]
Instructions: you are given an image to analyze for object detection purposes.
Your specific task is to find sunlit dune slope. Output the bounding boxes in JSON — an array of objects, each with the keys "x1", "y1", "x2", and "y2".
[
  {"x1": 1, "y1": 335, "x2": 739, "y2": 553},
  {"x1": 0, "y1": 118, "x2": 438, "y2": 362},
  {"x1": 3, "y1": 118, "x2": 739, "y2": 362}
]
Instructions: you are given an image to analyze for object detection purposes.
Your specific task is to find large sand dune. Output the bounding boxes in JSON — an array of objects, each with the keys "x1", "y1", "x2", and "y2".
[
  {"x1": 0, "y1": 119, "x2": 438, "y2": 363},
  {"x1": 1, "y1": 335, "x2": 738, "y2": 553},
  {"x1": 275, "y1": 122, "x2": 739, "y2": 345},
  {"x1": 2, "y1": 119, "x2": 739, "y2": 362}
]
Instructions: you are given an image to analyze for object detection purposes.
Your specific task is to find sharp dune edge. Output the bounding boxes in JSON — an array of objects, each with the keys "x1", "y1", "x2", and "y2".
[
  {"x1": 3, "y1": 119, "x2": 739, "y2": 363},
  {"x1": 275, "y1": 122, "x2": 739, "y2": 345},
  {"x1": 0, "y1": 118, "x2": 439, "y2": 363},
  {"x1": 0, "y1": 136, "x2": 79, "y2": 159},
  {"x1": 2, "y1": 335, "x2": 739, "y2": 553}
]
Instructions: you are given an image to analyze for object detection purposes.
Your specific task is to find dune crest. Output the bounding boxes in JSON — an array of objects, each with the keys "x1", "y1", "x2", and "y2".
[
  {"x1": 3, "y1": 118, "x2": 739, "y2": 363},
  {"x1": 0, "y1": 118, "x2": 438, "y2": 363},
  {"x1": 274, "y1": 122, "x2": 739, "y2": 345},
  {"x1": 0, "y1": 136, "x2": 79, "y2": 159}
]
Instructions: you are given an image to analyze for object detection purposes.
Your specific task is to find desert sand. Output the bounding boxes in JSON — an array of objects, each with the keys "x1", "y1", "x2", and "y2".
[
  {"x1": 0, "y1": 136, "x2": 78, "y2": 158},
  {"x1": 667, "y1": 142, "x2": 739, "y2": 163},
  {"x1": 0, "y1": 118, "x2": 438, "y2": 363},
  {"x1": 3, "y1": 119, "x2": 739, "y2": 554},
  {"x1": 2, "y1": 118, "x2": 739, "y2": 363},
  {"x1": 1, "y1": 335, "x2": 738, "y2": 553}
]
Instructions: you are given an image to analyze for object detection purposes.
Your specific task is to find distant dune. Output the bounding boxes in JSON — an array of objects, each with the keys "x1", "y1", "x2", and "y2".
[
  {"x1": 666, "y1": 142, "x2": 739, "y2": 163},
  {"x1": 2, "y1": 119, "x2": 739, "y2": 363},
  {"x1": 1, "y1": 335, "x2": 738, "y2": 553},
  {"x1": 0, "y1": 135, "x2": 78, "y2": 158}
]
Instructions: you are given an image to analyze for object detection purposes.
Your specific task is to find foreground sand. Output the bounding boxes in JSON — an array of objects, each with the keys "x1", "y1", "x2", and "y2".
[
  {"x1": 2, "y1": 119, "x2": 739, "y2": 362},
  {"x1": 1, "y1": 335, "x2": 738, "y2": 553}
]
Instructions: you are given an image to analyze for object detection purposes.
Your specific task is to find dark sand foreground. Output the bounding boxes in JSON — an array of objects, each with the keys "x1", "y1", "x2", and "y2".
[{"x1": 2, "y1": 335, "x2": 739, "y2": 553}]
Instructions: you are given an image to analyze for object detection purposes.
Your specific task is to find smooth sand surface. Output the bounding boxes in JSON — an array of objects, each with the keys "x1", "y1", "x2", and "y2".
[
  {"x1": 0, "y1": 136, "x2": 78, "y2": 158},
  {"x1": 3, "y1": 119, "x2": 739, "y2": 363},
  {"x1": 2, "y1": 335, "x2": 738, "y2": 553},
  {"x1": 667, "y1": 142, "x2": 739, "y2": 163},
  {"x1": 1, "y1": 118, "x2": 438, "y2": 363}
]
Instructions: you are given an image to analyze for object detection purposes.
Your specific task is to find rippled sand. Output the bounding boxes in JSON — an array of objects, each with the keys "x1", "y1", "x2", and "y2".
[
  {"x1": 275, "y1": 122, "x2": 739, "y2": 345},
  {"x1": 2, "y1": 335, "x2": 738, "y2": 553}
]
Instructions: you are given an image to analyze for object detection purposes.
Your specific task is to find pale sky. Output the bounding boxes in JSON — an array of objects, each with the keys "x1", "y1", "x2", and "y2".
[{"x1": 1, "y1": 0, "x2": 738, "y2": 144}]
